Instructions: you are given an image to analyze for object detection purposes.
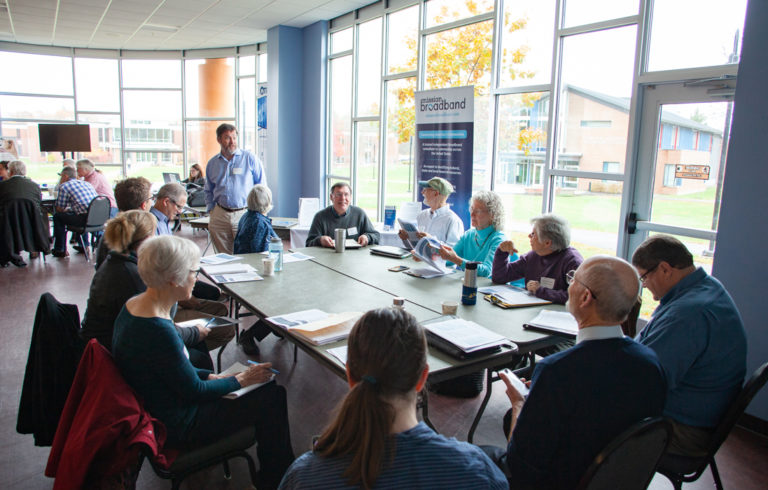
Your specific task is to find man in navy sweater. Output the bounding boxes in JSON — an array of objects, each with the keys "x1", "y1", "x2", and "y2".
[{"x1": 496, "y1": 256, "x2": 667, "y2": 489}]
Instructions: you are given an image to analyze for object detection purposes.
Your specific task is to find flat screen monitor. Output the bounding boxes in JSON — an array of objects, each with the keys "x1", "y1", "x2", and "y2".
[{"x1": 38, "y1": 124, "x2": 91, "y2": 152}]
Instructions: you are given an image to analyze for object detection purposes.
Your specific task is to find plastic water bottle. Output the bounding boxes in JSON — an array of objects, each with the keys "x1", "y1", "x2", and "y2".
[{"x1": 269, "y1": 236, "x2": 283, "y2": 272}]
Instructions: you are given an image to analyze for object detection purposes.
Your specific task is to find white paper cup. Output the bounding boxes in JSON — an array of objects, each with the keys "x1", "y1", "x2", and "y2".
[
  {"x1": 262, "y1": 257, "x2": 275, "y2": 276},
  {"x1": 441, "y1": 300, "x2": 458, "y2": 316}
]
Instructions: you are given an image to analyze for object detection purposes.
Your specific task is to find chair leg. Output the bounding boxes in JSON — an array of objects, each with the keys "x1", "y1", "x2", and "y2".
[
  {"x1": 222, "y1": 459, "x2": 232, "y2": 479},
  {"x1": 76, "y1": 234, "x2": 91, "y2": 262},
  {"x1": 710, "y1": 457, "x2": 724, "y2": 490},
  {"x1": 243, "y1": 452, "x2": 259, "y2": 486}
]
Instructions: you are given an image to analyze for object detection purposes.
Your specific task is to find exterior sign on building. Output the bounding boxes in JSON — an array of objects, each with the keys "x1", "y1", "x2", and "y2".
[
  {"x1": 414, "y1": 86, "x2": 474, "y2": 229},
  {"x1": 674, "y1": 164, "x2": 710, "y2": 180}
]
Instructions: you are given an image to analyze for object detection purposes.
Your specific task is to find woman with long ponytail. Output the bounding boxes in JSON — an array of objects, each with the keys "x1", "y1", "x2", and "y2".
[{"x1": 279, "y1": 308, "x2": 507, "y2": 489}]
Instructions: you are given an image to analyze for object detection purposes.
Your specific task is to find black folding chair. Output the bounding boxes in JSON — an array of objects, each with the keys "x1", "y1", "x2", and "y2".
[
  {"x1": 657, "y1": 361, "x2": 768, "y2": 490},
  {"x1": 66, "y1": 195, "x2": 111, "y2": 262},
  {"x1": 576, "y1": 417, "x2": 671, "y2": 490}
]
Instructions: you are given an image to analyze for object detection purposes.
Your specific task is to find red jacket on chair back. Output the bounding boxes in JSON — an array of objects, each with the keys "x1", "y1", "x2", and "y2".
[{"x1": 45, "y1": 339, "x2": 176, "y2": 489}]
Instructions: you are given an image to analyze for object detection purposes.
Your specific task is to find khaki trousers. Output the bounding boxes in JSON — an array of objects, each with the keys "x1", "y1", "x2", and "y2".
[{"x1": 208, "y1": 205, "x2": 246, "y2": 254}]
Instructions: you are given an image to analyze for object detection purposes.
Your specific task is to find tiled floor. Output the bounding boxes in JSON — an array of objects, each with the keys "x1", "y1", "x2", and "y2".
[{"x1": 1, "y1": 226, "x2": 766, "y2": 489}]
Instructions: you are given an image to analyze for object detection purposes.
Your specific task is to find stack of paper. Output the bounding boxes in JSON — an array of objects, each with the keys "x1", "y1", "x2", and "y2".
[
  {"x1": 523, "y1": 310, "x2": 579, "y2": 336},
  {"x1": 423, "y1": 318, "x2": 509, "y2": 356},
  {"x1": 267, "y1": 310, "x2": 362, "y2": 345},
  {"x1": 201, "y1": 263, "x2": 263, "y2": 283}
]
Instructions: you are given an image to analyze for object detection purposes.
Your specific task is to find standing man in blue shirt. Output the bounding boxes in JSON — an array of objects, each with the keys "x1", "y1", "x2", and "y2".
[
  {"x1": 204, "y1": 123, "x2": 265, "y2": 254},
  {"x1": 633, "y1": 235, "x2": 747, "y2": 457}
]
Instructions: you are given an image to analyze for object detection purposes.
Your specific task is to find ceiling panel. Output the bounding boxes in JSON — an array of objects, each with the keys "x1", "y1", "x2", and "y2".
[{"x1": 5, "y1": 0, "x2": 373, "y2": 50}]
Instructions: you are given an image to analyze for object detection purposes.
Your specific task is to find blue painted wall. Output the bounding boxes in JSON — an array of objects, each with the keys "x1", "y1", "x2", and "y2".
[
  {"x1": 301, "y1": 22, "x2": 328, "y2": 204},
  {"x1": 266, "y1": 26, "x2": 304, "y2": 218},
  {"x1": 712, "y1": 0, "x2": 768, "y2": 421}
]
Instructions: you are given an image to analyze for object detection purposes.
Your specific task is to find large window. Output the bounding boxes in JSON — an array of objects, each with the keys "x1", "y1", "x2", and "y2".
[
  {"x1": 0, "y1": 44, "x2": 266, "y2": 188},
  {"x1": 327, "y1": 0, "x2": 746, "y2": 316},
  {"x1": 326, "y1": 0, "x2": 746, "y2": 220}
]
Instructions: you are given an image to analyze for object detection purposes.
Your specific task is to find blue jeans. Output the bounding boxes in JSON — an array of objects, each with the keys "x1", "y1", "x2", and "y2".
[{"x1": 52, "y1": 212, "x2": 87, "y2": 251}]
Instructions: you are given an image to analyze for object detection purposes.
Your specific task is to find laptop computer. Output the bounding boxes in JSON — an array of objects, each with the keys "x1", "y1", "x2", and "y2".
[{"x1": 163, "y1": 172, "x2": 181, "y2": 183}]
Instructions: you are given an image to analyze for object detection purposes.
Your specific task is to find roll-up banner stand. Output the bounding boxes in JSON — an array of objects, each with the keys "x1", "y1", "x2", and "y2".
[{"x1": 415, "y1": 86, "x2": 474, "y2": 230}]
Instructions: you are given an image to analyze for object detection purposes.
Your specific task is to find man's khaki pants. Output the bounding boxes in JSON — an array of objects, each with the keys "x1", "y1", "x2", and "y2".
[{"x1": 208, "y1": 205, "x2": 246, "y2": 254}]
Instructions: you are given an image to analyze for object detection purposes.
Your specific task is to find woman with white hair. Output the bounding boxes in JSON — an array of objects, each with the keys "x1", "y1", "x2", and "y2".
[
  {"x1": 112, "y1": 235, "x2": 295, "y2": 486},
  {"x1": 492, "y1": 213, "x2": 583, "y2": 304},
  {"x1": 438, "y1": 190, "x2": 519, "y2": 278},
  {"x1": 234, "y1": 184, "x2": 278, "y2": 254},
  {"x1": 76, "y1": 158, "x2": 117, "y2": 217}
]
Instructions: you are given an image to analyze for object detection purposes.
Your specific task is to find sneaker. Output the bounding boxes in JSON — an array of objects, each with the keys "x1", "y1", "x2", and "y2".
[{"x1": 52, "y1": 250, "x2": 69, "y2": 258}]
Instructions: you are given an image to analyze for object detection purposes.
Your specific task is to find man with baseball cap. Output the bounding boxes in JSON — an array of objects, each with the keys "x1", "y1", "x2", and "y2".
[{"x1": 399, "y1": 176, "x2": 464, "y2": 247}]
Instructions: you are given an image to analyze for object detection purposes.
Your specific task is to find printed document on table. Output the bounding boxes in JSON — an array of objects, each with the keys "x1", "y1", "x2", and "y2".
[
  {"x1": 201, "y1": 263, "x2": 257, "y2": 275},
  {"x1": 424, "y1": 318, "x2": 508, "y2": 352},
  {"x1": 477, "y1": 285, "x2": 552, "y2": 307},
  {"x1": 200, "y1": 253, "x2": 243, "y2": 265},
  {"x1": 267, "y1": 310, "x2": 362, "y2": 345},
  {"x1": 283, "y1": 252, "x2": 314, "y2": 263},
  {"x1": 202, "y1": 263, "x2": 262, "y2": 283},
  {"x1": 327, "y1": 346, "x2": 348, "y2": 365},
  {"x1": 219, "y1": 362, "x2": 274, "y2": 399},
  {"x1": 524, "y1": 310, "x2": 578, "y2": 336}
]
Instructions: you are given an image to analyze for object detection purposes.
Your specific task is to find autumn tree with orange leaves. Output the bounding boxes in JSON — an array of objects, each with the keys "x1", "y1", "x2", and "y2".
[{"x1": 390, "y1": 3, "x2": 545, "y2": 155}]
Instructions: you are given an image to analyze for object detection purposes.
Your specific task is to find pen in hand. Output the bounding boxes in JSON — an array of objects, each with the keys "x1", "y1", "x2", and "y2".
[{"x1": 247, "y1": 359, "x2": 280, "y2": 374}]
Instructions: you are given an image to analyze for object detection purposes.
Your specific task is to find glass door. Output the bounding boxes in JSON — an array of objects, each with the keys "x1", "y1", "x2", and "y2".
[{"x1": 624, "y1": 80, "x2": 736, "y2": 316}]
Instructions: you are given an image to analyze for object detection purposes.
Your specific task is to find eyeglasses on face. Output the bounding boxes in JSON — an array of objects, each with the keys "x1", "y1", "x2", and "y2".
[
  {"x1": 639, "y1": 264, "x2": 659, "y2": 283},
  {"x1": 566, "y1": 269, "x2": 598, "y2": 300}
]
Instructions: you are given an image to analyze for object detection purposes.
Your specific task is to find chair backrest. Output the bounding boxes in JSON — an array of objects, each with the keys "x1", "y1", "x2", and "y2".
[
  {"x1": 576, "y1": 417, "x2": 671, "y2": 490},
  {"x1": 705, "y1": 361, "x2": 768, "y2": 456},
  {"x1": 85, "y1": 195, "x2": 111, "y2": 228},
  {"x1": 620, "y1": 296, "x2": 642, "y2": 337}
]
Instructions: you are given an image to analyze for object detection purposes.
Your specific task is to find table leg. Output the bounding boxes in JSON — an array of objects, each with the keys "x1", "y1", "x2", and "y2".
[{"x1": 467, "y1": 368, "x2": 493, "y2": 443}]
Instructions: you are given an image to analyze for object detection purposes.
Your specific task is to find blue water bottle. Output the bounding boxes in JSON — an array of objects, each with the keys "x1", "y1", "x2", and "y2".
[{"x1": 269, "y1": 236, "x2": 283, "y2": 272}]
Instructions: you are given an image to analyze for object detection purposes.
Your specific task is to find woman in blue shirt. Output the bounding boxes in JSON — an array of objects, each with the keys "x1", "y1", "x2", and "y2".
[
  {"x1": 234, "y1": 184, "x2": 278, "y2": 254},
  {"x1": 438, "y1": 190, "x2": 521, "y2": 283},
  {"x1": 279, "y1": 308, "x2": 507, "y2": 489}
]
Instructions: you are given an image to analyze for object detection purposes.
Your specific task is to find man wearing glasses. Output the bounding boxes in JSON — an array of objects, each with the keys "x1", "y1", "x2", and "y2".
[
  {"x1": 306, "y1": 182, "x2": 380, "y2": 248},
  {"x1": 632, "y1": 235, "x2": 746, "y2": 457},
  {"x1": 488, "y1": 256, "x2": 666, "y2": 489},
  {"x1": 150, "y1": 183, "x2": 187, "y2": 236}
]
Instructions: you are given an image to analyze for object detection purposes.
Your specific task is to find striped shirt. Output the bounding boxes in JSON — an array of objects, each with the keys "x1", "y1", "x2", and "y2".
[
  {"x1": 278, "y1": 422, "x2": 508, "y2": 489},
  {"x1": 55, "y1": 179, "x2": 98, "y2": 214}
]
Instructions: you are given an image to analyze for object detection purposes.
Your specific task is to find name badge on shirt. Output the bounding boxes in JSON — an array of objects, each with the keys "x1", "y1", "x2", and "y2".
[
  {"x1": 347, "y1": 226, "x2": 358, "y2": 236},
  {"x1": 232, "y1": 167, "x2": 244, "y2": 175},
  {"x1": 540, "y1": 277, "x2": 555, "y2": 289}
]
